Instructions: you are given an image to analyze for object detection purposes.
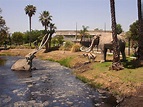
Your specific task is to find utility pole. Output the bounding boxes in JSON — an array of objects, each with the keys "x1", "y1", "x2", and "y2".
[
  {"x1": 104, "y1": 23, "x2": 106, "y2": 32},
  {"x1": 75, "y1": 22, "x2": 77, "y2": 40}
]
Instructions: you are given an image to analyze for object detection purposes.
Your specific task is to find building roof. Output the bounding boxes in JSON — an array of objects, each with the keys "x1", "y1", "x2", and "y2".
[{"x1": 55, "y1": 30, "x2": 112, "y2": 36}]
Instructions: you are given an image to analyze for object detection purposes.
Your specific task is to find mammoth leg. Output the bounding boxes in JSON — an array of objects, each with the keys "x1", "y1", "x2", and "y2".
[
  {"x1": 100, "y1": 48, "x2": 107, "y2": 63},
  {"x1": 120, "y1": 49, "x2": 126, "y2": 61},
  {"x1": 104, "y1": 48, "x2": 107, "y2": 62},
  {"x1": 120, "y1": 43, "x2": 126, "y2": 61}
]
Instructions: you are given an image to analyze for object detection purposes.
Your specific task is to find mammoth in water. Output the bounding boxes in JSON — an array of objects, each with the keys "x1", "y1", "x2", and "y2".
[
  {"x1": 81, "y1": 33, "x2": 126, "y2": 62},
  {"x1": 11, "y1": 51, "x2": 36, "y2": 71},
  {"x1": 11, "y1": 34, "x2": 50, "y2": 71}
]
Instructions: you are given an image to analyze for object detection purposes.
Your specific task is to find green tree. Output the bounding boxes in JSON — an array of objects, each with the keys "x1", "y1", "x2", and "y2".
[
  {"x1": 12, "y1": 32, "x2": 24, "y2": 45},
  {"x1": 110, "y1": 0, "x2": 123, "y2": 70},
  {"x1": 24, "y1": 5, "x2": 36, "y2": 47},
  {"x1": 116, "y1": 24, "x2": 123, "y2": 35},
  {"x1": 129, "y1": 20, "x2": 139, "y2": 41},
  {"x1": 0, "y1": 8, "x2": 9, "y2": 45},
  {"x1": 52, "y1": 35, "x2": 64, "y2": 46}
]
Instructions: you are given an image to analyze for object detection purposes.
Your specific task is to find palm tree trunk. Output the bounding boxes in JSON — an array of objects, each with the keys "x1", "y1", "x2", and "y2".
[
  {"x1": 138, "y1": 0, "x2": 143, "y2": 60},
  {"x1": 136, "y1": 0, "x2": 143, "y2": 66},
  {"x1": 29, "y1": 16, "x2": 32, "y2": 47},
  {"x1": 109, "y1": 0, "x2": 123, "y2": 70}
]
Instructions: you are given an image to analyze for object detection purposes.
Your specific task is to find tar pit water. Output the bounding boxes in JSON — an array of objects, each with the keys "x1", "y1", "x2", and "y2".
[{"x1": 0, "y1": 56, "x2": 117, "y2": 107}]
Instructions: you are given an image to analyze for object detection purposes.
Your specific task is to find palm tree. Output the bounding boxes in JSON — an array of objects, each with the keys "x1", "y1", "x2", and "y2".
[
  {"x1": 48, "y1": 23, "x2": 56, "y2": 51},
  {"x1": 137, "y1": 0, "x2": 143, "y2": 65},
  {"x1": 24, "y1": 5, "x2": 36, "y2": 47},
  {"x1": 39, "y1": 11, "x2": 53, "y2": 52},
  {"x1": 78, "y1": 25, "x2": 89, "y2": 42},
  {"x1": 109, "y1": 0, "x2": 123, "y2": 70},
  {"x1": 39, "y1": 11, "x2": 52, "y2": 32}
]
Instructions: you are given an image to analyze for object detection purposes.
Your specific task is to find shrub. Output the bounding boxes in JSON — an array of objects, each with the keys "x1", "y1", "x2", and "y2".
[
  {"x1": 59, "y1": 41, "x2": 73, "y2": 51},
  {"x1": 71, "y1": 43, "x2": 81, "y2": 52}
]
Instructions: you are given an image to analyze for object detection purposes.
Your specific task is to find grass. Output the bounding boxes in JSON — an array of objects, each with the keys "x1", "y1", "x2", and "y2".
[
  {"x1": 49, "y1": 56, "x2": 74, "y2": 68},
  {"x1": 0, "y1": 52, "x2": 13, "y2": 56},
  {"x1": 76, "y1": 75, "x2": 103, "y2": 88},
  {"x1": 57, "y1": 57, "x2": 73, "y2": 67},
  {"x1": 93, "y1": 62, "x2": 112, "y2": 71}
]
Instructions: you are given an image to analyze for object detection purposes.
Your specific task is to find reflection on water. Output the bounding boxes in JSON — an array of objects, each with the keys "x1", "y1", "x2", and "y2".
[
  {"x1": 0, "y1": 57, "x2": 6, "y2": 66},
  {"x1": 14, "y1": 71, "x2": 32, "y2": 79}
]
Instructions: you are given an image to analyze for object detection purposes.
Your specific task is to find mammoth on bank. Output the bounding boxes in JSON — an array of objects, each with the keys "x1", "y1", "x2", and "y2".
[{"x1": 81, "y1": 33, "x2": 126, "y2": 62}]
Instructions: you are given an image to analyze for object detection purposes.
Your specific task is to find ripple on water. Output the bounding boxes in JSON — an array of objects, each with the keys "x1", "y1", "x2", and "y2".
[{"x1": 0, "y1": 56, "x2": 117, "y2": 107}]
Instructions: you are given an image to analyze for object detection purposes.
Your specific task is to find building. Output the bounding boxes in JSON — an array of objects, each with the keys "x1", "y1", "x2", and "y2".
[{"x1": 55, "y1": 30, "x2": 112, "y2": 41}]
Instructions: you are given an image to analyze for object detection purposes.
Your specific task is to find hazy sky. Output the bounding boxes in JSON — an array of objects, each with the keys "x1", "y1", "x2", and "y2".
[{"x1": 0, "y1": 0, "x2": 138, "y2": 33}]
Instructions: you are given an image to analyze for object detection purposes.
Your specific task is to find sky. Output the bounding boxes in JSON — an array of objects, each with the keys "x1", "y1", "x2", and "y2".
[{"x1": 0, "y1": 0, "x2": 138, "y2": 33}]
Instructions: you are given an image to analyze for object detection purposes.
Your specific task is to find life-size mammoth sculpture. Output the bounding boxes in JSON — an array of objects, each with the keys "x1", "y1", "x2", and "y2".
[
  {"x1": 11, "y1": 34, "x2": 50, "y2": 71},
  {"x1": 81, "y1": 33, "x2": 126, "y2": 62}
]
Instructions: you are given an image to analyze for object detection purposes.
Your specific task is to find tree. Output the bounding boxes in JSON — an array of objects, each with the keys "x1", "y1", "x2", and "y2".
[
  {"x1": 78, "y1": 25, "x2": 89, "y2": 42},
  {"x1": 129, "y1": 20, "x2": 139, "y2": 41},
  {"x1": 12, "y1": 32, "x2": 24, "y2": 45},
  {"x1": 48, "y1": 23, "x2": 56, "y2": 50},
  {"x1": 0, "y1": 8, "x2": 9, "y2": 46},
  {"x1": 24, "y1": 5, "x2": 36, "y2": 47},
  {"x1": 23, "y1": 30, "x2": 43, "y2": 44},
  {"x1": 137, "y1": 0, "x2": 143, "y2": 63},
  {"x1": 52, "y1": 35, "x2": 64, "y2": 46},
  {"x1": 39, "y1": 11, "x2": 52, "y2": 32},
  {"x1": 39, "y1": 11, "x2": 56, "y2": 52},
  {"x1": 109, "y1": 0, "x2": 123, "y2": 70},
  {"x1": 116, "y1": 24, "x2": 123, "y2": 35}
]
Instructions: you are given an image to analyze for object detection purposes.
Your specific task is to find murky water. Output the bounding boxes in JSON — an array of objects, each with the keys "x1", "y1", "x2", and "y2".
[{"x1": 0, "y1": 56, "x2": 117, "y2": 107}]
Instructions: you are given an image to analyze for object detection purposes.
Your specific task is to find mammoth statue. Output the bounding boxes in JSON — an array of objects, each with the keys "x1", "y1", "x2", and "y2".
[
  {"x1": 81, "y1": 33, "x2": 126, "y2": 62},
  {"x1": 11, "y1": 51, "x2": 36, "y2": 71},
  {"x1": 11, "y1": 34, "x2": 50, "y2": 71}
]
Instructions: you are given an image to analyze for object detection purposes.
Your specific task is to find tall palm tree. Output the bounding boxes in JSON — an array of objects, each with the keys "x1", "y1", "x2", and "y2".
[
  {"x1": 24, "y1": 5, "x2": 36, "y2": 47},
  {"x1": 110, "y1": 0, "x2": 123, "y2": 70},
  {"x1": 39, "y1": 11, "x2": 52, "y2": 32},
  {"x1": 39, "y1": 11, "x2": 52, "y2": 52},
  {"x1": 137, "y1": 0, "x2": 143, "y2": 66}
]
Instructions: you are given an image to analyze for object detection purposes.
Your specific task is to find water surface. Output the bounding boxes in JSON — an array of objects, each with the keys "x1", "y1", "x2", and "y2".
[{"x1": 0, "y1": 56, "x2": 117, "y2": 107}]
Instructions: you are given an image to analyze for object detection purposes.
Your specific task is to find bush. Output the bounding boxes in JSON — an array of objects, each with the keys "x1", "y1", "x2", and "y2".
[
  {"x1": 59, "y1": 41, "x2": 73, "y2": 51},
  {"x1": 71, "y1": 43, "x2": 81, "y2": 52}
]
